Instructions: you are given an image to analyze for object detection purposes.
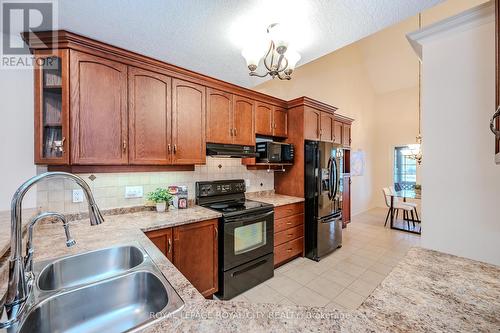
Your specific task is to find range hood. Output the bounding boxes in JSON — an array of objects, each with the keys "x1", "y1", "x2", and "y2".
[{"x1": 206, "y1": 143, "x2": 256, "y2": 158}]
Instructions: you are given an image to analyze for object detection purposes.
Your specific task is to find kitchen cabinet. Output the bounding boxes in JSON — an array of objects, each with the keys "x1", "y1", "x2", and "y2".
[
  {"x1": 172, "y1": 79, "x2": 206, "y2": 164},
  {"x1": 206, "y1": 88, "x2": 233, "y2": 144},
  {"x1": 173, "y1": 219, "x2": 218, "y2": 298},
  {"x1": 342, "y1": 123, "x2": 351, "y2": 147},
  {"x1": 342, "y1": 176, "x2": 351, "y2": 225},
  {"x1": 255, "y1": 102, "x2": 288, "y2": 138},
  {"x1": 206, "y1": 88, "x2": 255, "y2": 146},
  {"x1": 255, "y1": 102, "x2": 273, "y2": 136},
  {"x1": 333, "y1": 121, "x2": 343, "y2": 145},
  {"x1": 145, "y1": 219, "x2": 218, "y2": 298},
  {"x1": 233, "y1": 96, "x2": 255, "y2": 145},
  {"x1": 273, "y1": 202, "x2": 304, "y2": 267},
  {"x1": 320, "y1": 113, "x2": 334, "y2": 142},
  {"x1": 145, "y1": 227, "x2": 173, "y2": 262},
  {"x1": 128, "y1": 67, "x2": 172, "y2": 165},
  {"x1": 273, "y1": 107, "x2": 288, "y2": 138},
  {"x1": 34, "y1": 49, "x2": 70, "y2": 165},
  {"x1": 70, "y1": 50, "x2": 128, "y2": 165},
  {"x1": 304, "y1": 108, "x2": 321, "y2": 141}
]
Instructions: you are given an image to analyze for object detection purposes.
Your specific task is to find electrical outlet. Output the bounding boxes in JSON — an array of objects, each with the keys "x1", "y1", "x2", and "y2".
[
  {"x1": 125, "y1": 186, "x2": 143, "y2": 198},
  {"x1": 72, "y1": 189, "x2": 84, "y2": 203}
]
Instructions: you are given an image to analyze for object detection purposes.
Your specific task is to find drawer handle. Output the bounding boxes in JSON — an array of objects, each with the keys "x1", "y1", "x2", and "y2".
[
  {"x1": 286, "y1": 222, "x2": 292, "y2": 225},
  {"x1": 286, "y1": 248, "x2": 293, "y2": 252}
]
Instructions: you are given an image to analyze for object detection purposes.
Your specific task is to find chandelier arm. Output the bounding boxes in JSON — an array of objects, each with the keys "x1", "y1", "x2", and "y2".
[
  {"x1": 249, "y1": 71, "x2": 270, "y2": 78},
  {"x1": 262, "y1": 42, "x2": 274, "y2": 72}
]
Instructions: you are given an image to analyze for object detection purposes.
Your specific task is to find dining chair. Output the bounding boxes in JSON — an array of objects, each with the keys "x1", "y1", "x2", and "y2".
[
  {"x1": 389, "y1": 186, "x2": 420, "y2": 223},
  {"x1": 382, "y1": 187, "x2": 415, "y2": 229}
]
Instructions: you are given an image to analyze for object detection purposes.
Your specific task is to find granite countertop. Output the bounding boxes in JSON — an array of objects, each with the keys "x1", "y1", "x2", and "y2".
[
  {"x1": 1, "y1": 202, "x2": 499, "y2": 331},
  {"x1": 246, "y1": 192, "x2": 304, "y2": 207}
]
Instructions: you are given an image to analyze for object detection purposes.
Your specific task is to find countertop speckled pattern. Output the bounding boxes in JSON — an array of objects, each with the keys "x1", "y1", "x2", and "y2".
[
  {"x1": 1, "y1": 201, "x2": 499, "y2": 331},
  {"x1": 246, "y1": 192, "x2": 304, "y2": 207}
]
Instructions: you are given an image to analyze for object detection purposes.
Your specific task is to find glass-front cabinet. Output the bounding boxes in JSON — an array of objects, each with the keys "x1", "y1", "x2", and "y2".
[{"x1": 34, "y1": 49, "x2": 69, "y2": 164}]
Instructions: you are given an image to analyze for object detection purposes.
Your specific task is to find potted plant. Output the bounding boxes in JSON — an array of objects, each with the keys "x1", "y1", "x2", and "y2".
[{"x1": 147, "y1": 188, "x2": 173, "y2": 213}]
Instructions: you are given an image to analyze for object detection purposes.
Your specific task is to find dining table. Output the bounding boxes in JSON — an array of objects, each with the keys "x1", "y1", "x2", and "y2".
[{"x1": 389, "y1": 190, "x2": 421, "y2": 234}]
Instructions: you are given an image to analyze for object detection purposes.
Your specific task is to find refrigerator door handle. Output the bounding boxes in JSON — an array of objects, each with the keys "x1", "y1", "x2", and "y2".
[
  {"x1": 327, "y1": 157, "x2": 333, "y2": 200},
  {"x1": 331, "y1": 157, "x2": 337, "y2": 200}
]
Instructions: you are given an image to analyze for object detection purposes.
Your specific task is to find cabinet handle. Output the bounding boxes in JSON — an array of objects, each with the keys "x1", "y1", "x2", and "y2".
[
  {"x1": 173, "y1": 144, "x2": 177, "y2": 154},
  {"x1": 167, "y1": 238, "x2": 172, "y2": 254},
  {"x1": 168, "y1": 144, "x2": 171, "y2": 153},
  {"x1": 233, "y1": 128, "x2": 237, "y2": 136},
  {"x1": 122, "y1": 140, "x2": 127, "y2": 152},
  {"x1": 286, "y1": 222, "x2": 292, "y2": 225},
  {"x1": 287, "y1": 234, "x2": 293, "y2": 237},
  {"x1": 230, "y1": 128, "x2": 233, "y2": 136},
  {"x1": 286, "y1": 248, "x2": 292, "y2": 252},
  {"x1": 215, "y1": 226, "x2": 218, "y2": 240},
  {"x1": 273, "y1": 122, "x2": 276, "y2": 129}
]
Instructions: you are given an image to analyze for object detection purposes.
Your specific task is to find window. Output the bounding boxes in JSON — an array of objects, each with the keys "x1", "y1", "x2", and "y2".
[{"x1": 394, "y1": 146, "x2": 417, "y2": 190}]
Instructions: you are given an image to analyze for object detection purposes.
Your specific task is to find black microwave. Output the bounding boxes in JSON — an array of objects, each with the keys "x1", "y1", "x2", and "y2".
[{"x1": 256, "y1": 142, "x2": 294, "y2": 163}]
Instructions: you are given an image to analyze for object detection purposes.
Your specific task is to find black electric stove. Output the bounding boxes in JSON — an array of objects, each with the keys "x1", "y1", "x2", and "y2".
[{"x1": 195, "y1": 180, "x2": 274, "y2": 300}]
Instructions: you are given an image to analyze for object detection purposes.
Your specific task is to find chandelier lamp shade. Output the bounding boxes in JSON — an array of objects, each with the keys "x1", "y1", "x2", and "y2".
[{"x1": 241, "y1": 23, "x2": 301, "y2": 80}]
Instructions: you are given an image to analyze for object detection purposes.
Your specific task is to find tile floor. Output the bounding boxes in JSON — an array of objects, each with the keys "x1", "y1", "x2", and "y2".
[{"x1": 229, "y1": 208, "x2": 421, "y2": 311}]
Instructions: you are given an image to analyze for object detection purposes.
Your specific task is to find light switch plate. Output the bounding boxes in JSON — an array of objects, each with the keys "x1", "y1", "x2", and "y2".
[
  {"x1": 125, "y1": 186, "x2": 143, "y2": 198},
  {"x1": 72, "y1": 189, "x2": 84, "y2": 203}
]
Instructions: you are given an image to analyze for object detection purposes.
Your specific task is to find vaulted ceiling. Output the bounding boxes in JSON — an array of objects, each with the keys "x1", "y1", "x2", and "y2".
[{"x1": 53, "y1": 0, "x2": 443, "y2": 88}]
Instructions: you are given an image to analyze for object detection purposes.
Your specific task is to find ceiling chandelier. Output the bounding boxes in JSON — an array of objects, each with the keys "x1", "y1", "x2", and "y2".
[
  {"x1": 407, "y1": 13, "x2": 423, "y2": 165},
  {"x1": 241, "y1": 23, "x2": 301, "y2": 80}
]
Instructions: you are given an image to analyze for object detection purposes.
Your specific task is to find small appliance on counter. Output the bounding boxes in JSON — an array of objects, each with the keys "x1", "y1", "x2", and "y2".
[
  {"x1": 195, "y1": 179, "x2": 274, "y2": 300},
  {"x1": 256, "y1": 141, "x2": 294, "y2": 163}
]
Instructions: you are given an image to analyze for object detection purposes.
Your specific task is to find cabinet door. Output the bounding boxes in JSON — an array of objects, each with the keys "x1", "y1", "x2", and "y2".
[
  {"x1": 233, "y1": 96, "x2": 255, "y2": 146},
  {"x1": 145, "y1": 228, "x2": 173, "y2": 262},
  {"x1": 342, "y1": 176, "x2": 351, "y2": 226},
  {"x1": 206, "y1": 88, "x2": 233, "y2": 144},
  {"x1": 34, "y1": 49, "x2": 70, "y2": 165},
  {"x1": 172, "y1": 79, "x2": 206, "y2": 164},
  {"x1": 320, "y1": 113, "x2": 334, "y2": 142},
  {"x1": 255, "y1": 102, "x2": 273, "y2": 136},
  {"x1": 173, "y1": 219, "x2": 218, "y2": 298},
  {"x1": 333, "y1": 121, "x2": 343, "y2": 145},
  {"x1": 128, "y1": 67, "x2": 171, "y2": 165},
  {"x1": 70, "y1": 51, "x2": 128, "y2": 165},
  {"x1": 273, "y1": 107, "x2": 288, "y2": 138},
  {"x1": 342, "y1": 123, "x2": 351, "y2": 147},
  {"x1": 304, "y1": 108, "x2": 321, "y2": 140}
]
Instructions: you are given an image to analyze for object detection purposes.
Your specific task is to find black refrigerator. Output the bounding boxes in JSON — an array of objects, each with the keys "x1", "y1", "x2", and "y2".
[{"x1": 304, "y1": 140, "x2": 343, "y2": 261}]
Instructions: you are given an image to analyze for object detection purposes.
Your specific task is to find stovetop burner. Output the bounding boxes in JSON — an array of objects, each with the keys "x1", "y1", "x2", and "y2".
[{"x1": 203, "y1": 200, "x2": 272, "y2": 216}]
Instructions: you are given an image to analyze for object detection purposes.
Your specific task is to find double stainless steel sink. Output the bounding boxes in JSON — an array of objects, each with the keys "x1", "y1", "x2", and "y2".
[{"x1": 3, "y1": 244, "x2": 184, "y2": 333}]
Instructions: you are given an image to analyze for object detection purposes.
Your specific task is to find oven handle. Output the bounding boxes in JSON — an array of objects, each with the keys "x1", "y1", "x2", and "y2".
[
  {"x1": 231, "y1": 259, "x2": 269, "y2": 277},
  {"x1": 224, "y1": 210, "x2": 274, "y2": 224}
]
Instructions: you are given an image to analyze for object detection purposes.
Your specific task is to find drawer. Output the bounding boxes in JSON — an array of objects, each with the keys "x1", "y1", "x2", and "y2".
[
  {"x1": 274, "y1": 237, "x2": 303, "y2": 266},
  {"x1": 275, "y1": 213, "x2": 303, "y2": 233},
  {"x1": 275, "y1": 225, "x2": 303, "y2": 246},
  {"x1": 274, "y1": 202, "x2": 304, "y2": 220}
]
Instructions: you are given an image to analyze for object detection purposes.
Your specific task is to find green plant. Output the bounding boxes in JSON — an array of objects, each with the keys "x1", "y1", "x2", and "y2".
[
  {"x1": 147, "y1": 188, "x2": 173, "y2": 203},
  {"x1": 414, "y1": 184, "x2": 422, "y2": 190}
]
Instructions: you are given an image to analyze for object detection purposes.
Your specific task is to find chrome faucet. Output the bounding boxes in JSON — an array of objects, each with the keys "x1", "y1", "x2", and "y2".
[{"x1": 0, "y1": 172, "x2": 104, "y2": 328}]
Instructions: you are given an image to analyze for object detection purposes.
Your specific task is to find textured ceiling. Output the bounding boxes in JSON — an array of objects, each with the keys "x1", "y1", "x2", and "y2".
[{"x1": 51, "y1": 0, "x2": 444, "y2": 88}]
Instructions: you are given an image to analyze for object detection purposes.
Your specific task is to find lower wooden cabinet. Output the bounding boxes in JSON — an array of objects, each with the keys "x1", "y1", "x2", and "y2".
[
  {"x1": 273, "y1": 202, "x2": 304, "y2": 267},
  {"x1": 145, "y1": 219, "x2": 218, "y2": 298}
]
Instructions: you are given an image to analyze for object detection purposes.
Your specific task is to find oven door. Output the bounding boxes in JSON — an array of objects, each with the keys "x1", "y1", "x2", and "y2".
[{"x1": 222, "y1": 209, "x2": 274, "y2": 271}]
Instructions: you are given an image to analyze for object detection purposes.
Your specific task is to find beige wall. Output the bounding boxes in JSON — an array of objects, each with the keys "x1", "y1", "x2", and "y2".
[
  {"x1": 254, "y1": 0, "x2": 488, "y2": 214},
  {"x1": 416, "y1": 2, "x2": 499, "y2": 265}
]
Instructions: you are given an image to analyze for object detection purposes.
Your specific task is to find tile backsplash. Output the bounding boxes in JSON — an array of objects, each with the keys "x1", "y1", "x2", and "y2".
[{"x1": 36, "y1": 158, "x2": 274, "y2": 213}]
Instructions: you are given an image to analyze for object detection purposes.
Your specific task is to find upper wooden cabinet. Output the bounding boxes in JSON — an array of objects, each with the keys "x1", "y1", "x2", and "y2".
[
  {"x1": 206, "y1": 88, "x2": 255, "y2": 146},
  {"x1": 304, "y1": 108, "x2": 321, "y2": 141},
  {"x1": 233, "y1": 96, "x2": 255, "y2": 146},
  {"x1": 34, "y1": 49, "x2": 70, "y2": 165},
  {"x1": 206, "y1": 88, "x2": 233, "y2": 144},
  {"x1": 128, "y1": 67, "x2": 172, "y2": 165},
  {"x1": 342, "y1": 123, "x2": 351, "y2": 147},
  {"x1": 172, "y1": 79, "x2": 206, "y2": 164},
  {"x1": 70, "y1": 51, "x2": 128, "y2": 165},
  {"x1": 333, "y1": 121, "x2": 343, "y2": 145},
  {"x1": 320, "y1": 113, "x2": 334, "y2": 142},
  {"x1": 255, "y1": 102, "x2": 288, "y2": 138},
  {"x1": 255, "y1": 102, "x2": 273, "y2": 136},
  {"x1": 273, "y1": 107, "x2": 288, "y2": 138},
  {"x1": 173, "y1": 219, "x2": 218, "y2": 297}
]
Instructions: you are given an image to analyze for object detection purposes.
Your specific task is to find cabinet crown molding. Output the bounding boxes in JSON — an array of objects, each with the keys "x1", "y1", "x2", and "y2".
[{"x1": 287, "y1": 96, "x2": 339, "y2": 115}]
